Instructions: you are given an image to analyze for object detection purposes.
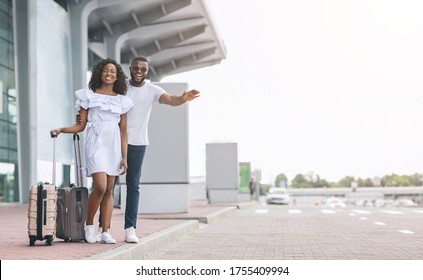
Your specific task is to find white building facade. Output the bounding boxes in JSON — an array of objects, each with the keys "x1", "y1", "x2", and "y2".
[{"x1": 0, "y1": 0, "x2": 225, "y2": 203}]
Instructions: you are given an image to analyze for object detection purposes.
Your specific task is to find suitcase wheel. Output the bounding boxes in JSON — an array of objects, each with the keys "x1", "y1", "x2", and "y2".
[
  {"x1": 45, "y1": 236, "x2": 53, "y2": 246},
  {"x1": 29, "y1": 236, "x2": 36, "y2": 246}
]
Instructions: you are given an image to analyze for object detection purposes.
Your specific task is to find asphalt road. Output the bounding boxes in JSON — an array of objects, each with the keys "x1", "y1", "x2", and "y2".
[{"x1": 144, "y1": 201, "x2": 423, "y2": 260}]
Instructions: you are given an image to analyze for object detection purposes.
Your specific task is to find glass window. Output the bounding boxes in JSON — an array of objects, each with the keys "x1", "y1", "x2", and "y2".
[
  {"x1": 0, "y1": 0, "x2": 17, "y2": 202},
  {"x1": 0, "y1": 162, "x2": 15, "y2": 202}
]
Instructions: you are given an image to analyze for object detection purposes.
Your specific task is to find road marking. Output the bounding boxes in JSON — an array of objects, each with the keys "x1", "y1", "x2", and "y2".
[
  {"x1": 288, "y1": 209, "x2": 302, "y2": 214},
  {"x1": 254, "y1": 209, "x2": 269, "y2": 214},
  {"x1": 398, "y1": 230, "x2": 414, "y2": 234},
  {"x1": 359, "y1": 217, "x2": 368, "y2": 220},
  {"x1": 380, "y1": 210, "x2": 403, "y2": 215},
  {"x1": 321, "y1": 209, "x2": 336, "y2": 214},
  {"x1": 349, "y1": 213, "x2": 356, "y2": 216},
  {"x1": 374, "y1": 222, "x2": 386, "y2": 226},
  {"x1": 411, "y1": 210, "x2": 423, "y2": 214},
  {"x1": 351, "y1": 210, "x2": 372, "y2": 214}
]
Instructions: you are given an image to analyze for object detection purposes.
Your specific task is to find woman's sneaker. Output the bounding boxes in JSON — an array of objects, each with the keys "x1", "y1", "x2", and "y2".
[
  {"x1": 94, "y1": 227, "x2": 102, "y2": 242},
  {"x1": 84, "y1": 225, "x2": 96, "y2": 244},
  {"x1": 100, "y1": 231, "x2": 116, "y2": 244},
  {"x1": 125, "y1": 227, "x2": 139, "y2": 243}
]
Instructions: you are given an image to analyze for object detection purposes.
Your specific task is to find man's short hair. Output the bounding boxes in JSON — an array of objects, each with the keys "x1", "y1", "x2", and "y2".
[{"x1": 131, "y1": 56, "x2": 149, "y2": 65}]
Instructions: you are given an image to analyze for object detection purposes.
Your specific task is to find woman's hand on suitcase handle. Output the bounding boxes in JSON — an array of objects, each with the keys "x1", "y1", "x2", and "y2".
[{"x1": 50, "y1": 129, "x2": 61, "y2": 138}]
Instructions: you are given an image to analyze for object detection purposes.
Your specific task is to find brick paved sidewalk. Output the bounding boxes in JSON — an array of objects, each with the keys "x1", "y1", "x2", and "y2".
[{"x1": 0, "y1": 200, "x2": 240, "y2": 260}]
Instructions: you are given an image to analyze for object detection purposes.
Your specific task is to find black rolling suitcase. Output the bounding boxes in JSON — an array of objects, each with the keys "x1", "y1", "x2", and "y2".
[
  {"x1": 28, "y1": 139, "x2": 57, "y2": 246},
  {"x1": 56, "y1": 133, "x2": 89, "y2": 242}
]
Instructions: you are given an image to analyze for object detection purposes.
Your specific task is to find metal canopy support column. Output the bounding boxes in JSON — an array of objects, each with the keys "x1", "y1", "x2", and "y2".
[
  {"x1": 14, "y1": 0, "x2": 37, "y2": 203},
  {"x1": 68, "y1": 0, "x2": 94, "y2": 92}
]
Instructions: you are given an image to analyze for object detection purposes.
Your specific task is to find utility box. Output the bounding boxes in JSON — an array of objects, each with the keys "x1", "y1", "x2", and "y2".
[{"x1": 206, "y1": 142, "x2": 239, "y2": 203}]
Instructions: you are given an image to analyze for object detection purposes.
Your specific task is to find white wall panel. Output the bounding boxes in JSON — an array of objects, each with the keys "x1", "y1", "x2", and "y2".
[
  {"x1": 140, "y1": 82, "x2": 189, "y2": 183},
  {"x1": 206, "y1": 142, "x2": 239, "y2": 190},
  {"x1": 36, "y1": 0, "x2": 73, "y2": 166}
]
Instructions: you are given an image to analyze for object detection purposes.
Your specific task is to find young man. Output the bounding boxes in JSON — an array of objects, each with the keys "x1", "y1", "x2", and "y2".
[{"x1": 123, "y1": 56, "x2": 200, "y2": 242}]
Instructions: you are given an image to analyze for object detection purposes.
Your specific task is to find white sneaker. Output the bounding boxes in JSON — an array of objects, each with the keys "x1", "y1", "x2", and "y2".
[
  {"x1": 125, "y1": 227, "x2": 139, "y2": 243},
  {"x1": 84, "y1": 225, "x2": 96, "y2": 244},
  {"x1": 100, "y1": 231, "x2": 116, "y2": 244},
  {"x1": 95, "y1": 227, "x2": 102, "y2": 242}
]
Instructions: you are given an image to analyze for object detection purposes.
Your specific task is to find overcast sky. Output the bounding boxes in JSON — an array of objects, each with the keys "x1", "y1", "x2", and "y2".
[{"x1": 163, "y1": 0, "x2": 423, "y2": 184}]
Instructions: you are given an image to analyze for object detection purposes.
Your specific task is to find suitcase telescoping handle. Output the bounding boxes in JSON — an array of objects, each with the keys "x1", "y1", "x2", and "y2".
[
  {"x1": 73, "y1": 133, "x2": 84, "y2": 187},
  {"x1": 52, "y1": 137, "x2": 56, "y2": 186}
]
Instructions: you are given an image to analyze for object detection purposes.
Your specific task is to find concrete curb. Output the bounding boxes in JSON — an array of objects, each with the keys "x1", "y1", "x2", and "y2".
[
  {"x1": 86, "y1": 205, "x2": 240, "y2": 260},
  {"x1": 200, "y1": 206, "x2": 237, "y2": 224},
  {"x1": 235, "y1": 201, "x2": 258, "y2": 209},
  {"x1": 85, "y1": 220, "x2": 199, "y2": 260}
]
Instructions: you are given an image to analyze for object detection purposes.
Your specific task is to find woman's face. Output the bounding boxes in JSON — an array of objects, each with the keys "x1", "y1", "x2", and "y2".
[{"x1": 101, "y1": 63, "x2": 117, "y2": 85}]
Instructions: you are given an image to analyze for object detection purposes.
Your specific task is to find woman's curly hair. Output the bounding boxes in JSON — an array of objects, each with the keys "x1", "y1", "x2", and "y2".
[{"x1": 88, "y1": 58, "x2": 127, "y2": 95}]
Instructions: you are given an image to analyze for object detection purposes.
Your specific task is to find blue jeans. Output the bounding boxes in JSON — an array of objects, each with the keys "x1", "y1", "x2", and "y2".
[{"x1": 125, "y1": 144, "x2": 146, "y2": 229}]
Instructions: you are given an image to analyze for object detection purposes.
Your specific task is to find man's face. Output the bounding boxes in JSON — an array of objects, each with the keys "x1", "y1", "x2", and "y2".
[{"x1": 130, "y1": 60, "x2": 149, "y2": 86}]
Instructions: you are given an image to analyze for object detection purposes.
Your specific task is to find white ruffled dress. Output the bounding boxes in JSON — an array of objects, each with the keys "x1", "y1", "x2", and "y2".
[{"x1": 75, "y1": 89, "x2": 133, "y2": 177}]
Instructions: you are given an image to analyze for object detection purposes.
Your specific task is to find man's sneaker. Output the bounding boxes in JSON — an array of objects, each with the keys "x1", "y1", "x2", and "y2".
[
  {"x1": 94, "y1": 227, "x2": 102, "y2": 242},
  {"x1": 84, "y1": 225, "x2": 96, "y2": 244},
  {"x1": 100, "y1": 231, "x2": 116, "y2": 244},
  {"x1": 125, "y1": 227, "x2": 139, "y2": 243}
]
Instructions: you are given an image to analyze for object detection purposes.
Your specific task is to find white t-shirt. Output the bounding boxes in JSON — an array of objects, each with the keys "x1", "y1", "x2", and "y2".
[{"x1": 126, "y1": 80, "x2": 165, "y2": 145}]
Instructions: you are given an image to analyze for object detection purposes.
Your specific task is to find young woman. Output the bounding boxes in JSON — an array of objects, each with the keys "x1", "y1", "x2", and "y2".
[{"x1": 50, "y1": 58, "x2": 133, "y2": 244}]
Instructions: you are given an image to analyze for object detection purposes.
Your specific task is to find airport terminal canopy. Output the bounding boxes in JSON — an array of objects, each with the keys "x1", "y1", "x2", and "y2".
[{"x1": 85, "y1": 0, "x2": 227, "y2": 81}]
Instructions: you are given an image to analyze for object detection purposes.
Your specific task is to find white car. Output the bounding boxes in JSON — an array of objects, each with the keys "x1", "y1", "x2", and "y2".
[
  {"x1": 393, "y1": 199, "x2": 415, "y2": 207},
  {"x1": 266, "y1": 188, "x2": 290, "y2": 205},
  {"x1": 324, "y1": 197, "x2": 346, "y2": 208}
]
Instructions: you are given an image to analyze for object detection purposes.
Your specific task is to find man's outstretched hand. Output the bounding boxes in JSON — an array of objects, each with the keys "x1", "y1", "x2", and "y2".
[{"x1": 182, "y1": 89, "x2": 200, "y2": 102}]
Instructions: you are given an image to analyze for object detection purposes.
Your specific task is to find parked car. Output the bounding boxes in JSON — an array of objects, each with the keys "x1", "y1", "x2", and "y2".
[
  {"x1": 363, "y1": 199, "x2": 374, "y2": 207},
  {"x1": 266, "y1": 188, "x2": 290, "y2": 205},
  {"x1": 383, "y1": 199, "x2": 395, "y2": 207},
  {"x1": 393, "y1": 199, "x2": 416, "y2": 207},
  {"x1": 324, "y1": 197, "x2": 346, "y2": 208},
  {"x1": 373, "y1": 199, "x2": 395, "y2": 207}
]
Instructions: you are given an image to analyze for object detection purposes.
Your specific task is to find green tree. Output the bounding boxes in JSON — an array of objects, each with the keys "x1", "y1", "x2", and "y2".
[
  {"x1": 291, "y1": 174, "x2": 312, "y2": 188},
  {"x1": 355, "y1": 177, "x2": 373, "y2": 187},
  {"x1": 280, "y1": 172, "x2": 423, "y2": 189},
  {"x1": 338, "y1": 176, "x2": 355, "y2": 188},
  {"x1": 312, "y1": 176, "x2": 329, "y2": 188},
  {"x1": 382, "y1": 173, "x2": 411, "y2": 187},
  {"x1": 274, "y1": 173, "x2": 288, "y2": 188},
  {"x1": 407, "y1": 173, "x2": 423, "y2": 186},
  {"x1": 362, "y1": 178, "x2": 373, "y2": 187}
]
